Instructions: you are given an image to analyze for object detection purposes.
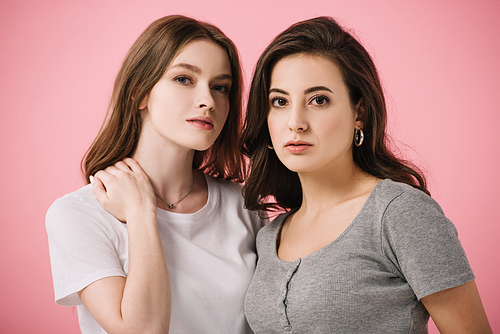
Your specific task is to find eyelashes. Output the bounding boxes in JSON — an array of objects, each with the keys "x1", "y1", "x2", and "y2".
[
  {"x1": 270, "y1": 96, "x2": 288, "y2": 107},
  {"x1": 174, "y1": 76, "x2": 230, "y2": 94},
  {"x1": 174, "y1": 75, "x2": 193, "y2": 85},
  {"x1": 309, "y1": 94, "x2": 330, "y2": 106},
  {"x1": 212, "y1": 84, "x2": 230, "y2": 94},
  {"x1": 269, "y1": 94, "x2": 330, "y2": 108}
]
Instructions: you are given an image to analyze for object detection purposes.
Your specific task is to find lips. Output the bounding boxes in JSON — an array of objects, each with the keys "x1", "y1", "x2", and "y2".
[
  {"x1": 187, "y1": 116, "x2": 214, "y2": 130},
  {"x1": 285, "y1": 140, "x2": 312, "y2": 153}
]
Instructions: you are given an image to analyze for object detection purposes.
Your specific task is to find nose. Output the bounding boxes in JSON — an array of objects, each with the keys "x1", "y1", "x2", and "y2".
[
  {"x1": 195, "y1": 86, "x2": 215, "y2": 111},
  {"x1": 288, "y1": 106, "x2": 308, "y2": 132}
]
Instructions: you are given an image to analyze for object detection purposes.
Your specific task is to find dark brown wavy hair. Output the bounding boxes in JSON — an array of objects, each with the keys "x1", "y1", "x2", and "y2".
[
  {"x1": 240, "y1": 16, "x2": 428, "y2": 212},
  {"x1": 83, "y1": 15, "x2": 245, "y2": 183}
]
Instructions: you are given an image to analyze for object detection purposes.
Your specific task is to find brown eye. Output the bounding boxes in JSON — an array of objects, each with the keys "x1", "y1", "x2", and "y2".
[
  {"x1": 272, "y1": 97, "x2": 288, "y2": 107},
  {"x1": 310, "y1": 95, "x2": 329, "y2": 106},
  {"x1": 315, "y1": 97, "x2": 325, "y2": 104}
]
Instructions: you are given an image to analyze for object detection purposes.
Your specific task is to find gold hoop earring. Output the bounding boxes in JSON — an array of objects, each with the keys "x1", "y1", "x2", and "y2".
[{"x1": 354, "y1": 128, "x2": 364, "y2": 147}]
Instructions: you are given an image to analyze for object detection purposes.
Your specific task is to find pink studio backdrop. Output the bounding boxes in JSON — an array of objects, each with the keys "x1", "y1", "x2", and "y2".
[{"x1": 1, "y1": 0, "x2": 499, "y2": 332}]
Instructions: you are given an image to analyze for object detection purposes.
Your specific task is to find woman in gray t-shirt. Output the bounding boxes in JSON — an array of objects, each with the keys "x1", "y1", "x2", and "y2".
[{"x1": 240, "y1": 17, "x2": 492, "y2": 333}]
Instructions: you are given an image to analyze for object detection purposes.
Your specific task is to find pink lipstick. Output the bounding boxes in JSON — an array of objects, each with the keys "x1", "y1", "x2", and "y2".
[
  {"x1": 285, "y1": 140, "x2": 312, "y2": 153},
  {"x1": 187, "y1": 116, "x2": 214, "y2": 130}
]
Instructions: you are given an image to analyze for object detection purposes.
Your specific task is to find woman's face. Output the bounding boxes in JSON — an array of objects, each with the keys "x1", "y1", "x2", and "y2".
[
  {"x1": 267, "y1": 55, "x2": 364, "y2": 175},
  {"x1": 140, "y1": 39, "x2": 232, "y2": 151}
]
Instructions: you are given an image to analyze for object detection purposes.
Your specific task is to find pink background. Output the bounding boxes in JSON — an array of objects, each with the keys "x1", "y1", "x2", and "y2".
[{"x1": 1, "y1": 0, "x2": 499, "y2": 332}]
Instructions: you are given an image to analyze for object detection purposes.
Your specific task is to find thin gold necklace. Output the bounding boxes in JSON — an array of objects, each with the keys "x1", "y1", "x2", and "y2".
[{"x1": 155, "y1": 171, "x2": 196, "y2": 209}]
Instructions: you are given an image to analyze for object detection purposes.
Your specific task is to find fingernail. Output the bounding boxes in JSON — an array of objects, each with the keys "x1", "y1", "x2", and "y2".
[{"x1": 90, "y1": 175, "x2": 95, "y2": 184}]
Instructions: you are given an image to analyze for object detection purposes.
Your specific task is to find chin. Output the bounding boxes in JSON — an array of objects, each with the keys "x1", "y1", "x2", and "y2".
[
  {"x1": 191, "y1": 140, "x2": 217, "y2": 152},
  {"x1": 281, "y1": 162, "x2": 313, "y2": 174}
]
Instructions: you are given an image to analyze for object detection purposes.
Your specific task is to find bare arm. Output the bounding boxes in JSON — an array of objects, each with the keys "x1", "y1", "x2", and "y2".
[
  {"x1": 78, "y1": 158, "x2": 170, "y2": 334},
  {"x1": 421, "y1": 280, "x2": 491, "y2": 334}
]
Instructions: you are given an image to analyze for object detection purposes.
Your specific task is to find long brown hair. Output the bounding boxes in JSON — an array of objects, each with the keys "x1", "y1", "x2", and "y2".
[
  {"x1": 240, "y1": 16, "x2": 428, "y2": 212},
  {"x1": 83, "y1": 15, "x2": 244, "y2": 183}
]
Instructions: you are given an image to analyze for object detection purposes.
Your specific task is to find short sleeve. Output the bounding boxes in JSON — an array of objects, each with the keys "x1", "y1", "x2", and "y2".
[
  {"x1": 46, "y1": 191, "x2": 127, "y2": 306},
  {"x1": 381, "y1": 187, "x2": 474, "y2": 300}
]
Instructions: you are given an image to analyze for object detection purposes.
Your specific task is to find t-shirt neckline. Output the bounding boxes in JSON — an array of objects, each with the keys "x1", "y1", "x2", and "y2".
[
  {"x1": 156, "y1": 173, "x2": 216, "y2": 223},
  {"x1": 272, "y1": 178, "x2": 387, "y2": 264}
]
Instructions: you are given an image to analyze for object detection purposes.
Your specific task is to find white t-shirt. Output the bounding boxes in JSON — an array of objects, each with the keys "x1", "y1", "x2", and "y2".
[{"x1": 46, "y1": 174, "x2": 263, "y2": 333}]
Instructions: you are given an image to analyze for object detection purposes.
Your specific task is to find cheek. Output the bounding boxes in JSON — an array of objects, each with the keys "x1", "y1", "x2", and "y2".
[
  {"x1": 219, "y1": 100, "x2": 230, "y2": 122},
  {"x1": 321, "y1": 115, "x2": 355, "y2": 145},
  {"x1": 148, "y1": 90, "x2": 173, "y2": 113},
  {"x1": 267, "y1": 112, "x2": 281, "y2": 140}
]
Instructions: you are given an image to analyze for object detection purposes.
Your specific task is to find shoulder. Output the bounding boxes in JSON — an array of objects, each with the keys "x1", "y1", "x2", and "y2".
[
  {"x1": 377, "y1": 179, "x2": 460, "y2": 255},
  {"x1": 205, "y1": 174, "x2": 243, "y2": 195},
  {"x1": 204, "y1": 174, "x2": 266, "y2": 232},
  {"x1": 365, "y1": 179, "x2": 457, "y2": 253},
  {"x1": 47, "y1": 185, "x2": 102, "y2": 221},
  {"x1": 376, "y1": 179, "x2": 445, "y2": 221},
  {"x1": 257, "y1": 212, "x2": 287, "y2": 243},
  {"x1": 253, "y1": 212, "x2": 289, "y2": 256},
  {"x1": 204, "y1": 174, "x2": 246, "y2": 207},
  {"x1": 47, "y1": 185, "x2": 97, "y2": 216},
  {"x1": 46, "y1": 184, "x2": 118, "y2": 235},
  {"x1": 375, "y1": 181, "x2": 473, "y2": 299}
]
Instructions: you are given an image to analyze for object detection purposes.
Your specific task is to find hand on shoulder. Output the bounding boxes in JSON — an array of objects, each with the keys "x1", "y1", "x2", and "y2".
[{"x1": 93, "y1": 158, "x2": 157, "y2": 222}]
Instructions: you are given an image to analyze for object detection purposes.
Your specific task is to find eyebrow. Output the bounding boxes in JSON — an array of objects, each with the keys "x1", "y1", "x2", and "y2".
[
  {"x1": 171, "y1": 63, "x2": 202, "y2": 74},
  {"x1": 170, "y1": 63, "x2": 232, "y2": 81},
  {"x1": 214, "y1": 74, "x2": 232, "y2": 81},
  {"x1": 269, "y1": 88, "x2": 289, "y2": 95},
  {"x1": 269, "y1": 86, "x2": 333, "y2": 95},
  {"x1": 304, "y1": 86, "x2": 333, "y2": 94}
]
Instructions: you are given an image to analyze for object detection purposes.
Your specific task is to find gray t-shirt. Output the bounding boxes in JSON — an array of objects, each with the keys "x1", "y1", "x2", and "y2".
[{"x1": 245, "y1": 179, "x2": 474, "y2": 334}]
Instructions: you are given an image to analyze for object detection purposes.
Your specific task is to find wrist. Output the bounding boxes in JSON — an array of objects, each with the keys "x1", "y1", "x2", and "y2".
[{"x1": 126, "y1": 207, "x2": 157, "y2": 226}]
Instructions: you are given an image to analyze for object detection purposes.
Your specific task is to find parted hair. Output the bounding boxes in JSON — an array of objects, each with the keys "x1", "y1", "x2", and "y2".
[
  {"x1": 83, "y1": 15, "x2": 245, "y2": 183},
  {"x1": 240, "y1": 16, "x2": 428, "y2": 212}
]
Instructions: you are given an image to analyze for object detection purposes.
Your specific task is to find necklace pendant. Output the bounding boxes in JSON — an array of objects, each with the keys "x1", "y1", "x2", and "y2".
[{"x1": 154, "y1": 171, "x2": 196, "y2": 211}]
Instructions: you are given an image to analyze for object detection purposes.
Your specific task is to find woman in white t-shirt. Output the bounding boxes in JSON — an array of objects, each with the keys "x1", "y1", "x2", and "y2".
[{"x1": 46, "y1": 15, "x2": 262, "y2": 333}]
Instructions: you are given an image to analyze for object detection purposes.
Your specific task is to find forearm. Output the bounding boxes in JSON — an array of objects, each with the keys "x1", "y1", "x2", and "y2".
[
  {"x1": 80, "y1": 212, "x2": 171, "y2": 334},
  {"x1": 120, "y1": 212, "x2": 171, "y2": 333},
  {"x1": 88, "y1": 160, "x2": 171, "y2": 333}
]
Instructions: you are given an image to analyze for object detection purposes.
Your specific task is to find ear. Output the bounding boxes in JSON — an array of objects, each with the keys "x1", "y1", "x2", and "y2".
[
  {"x1": 131, "y1": 87, "x2": 149, "y2": 111},
  {"x1": 138, "y1": 95, "x2": 149, "y2": 110},
  {"x1": 138, "y1": 98, "x2": 148, "y2": 110},
  {"x1": 354, "y1": 97, "x2": 365, "y2": 129}
]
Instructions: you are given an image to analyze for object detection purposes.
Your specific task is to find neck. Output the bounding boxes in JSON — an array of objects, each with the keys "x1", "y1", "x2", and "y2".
[
  {"x1": 131, "y1": 127, "x2": 197, "y2": 206},
  {"x1": 297, "y1": 161, "x2": 376, "y2": 214}
]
